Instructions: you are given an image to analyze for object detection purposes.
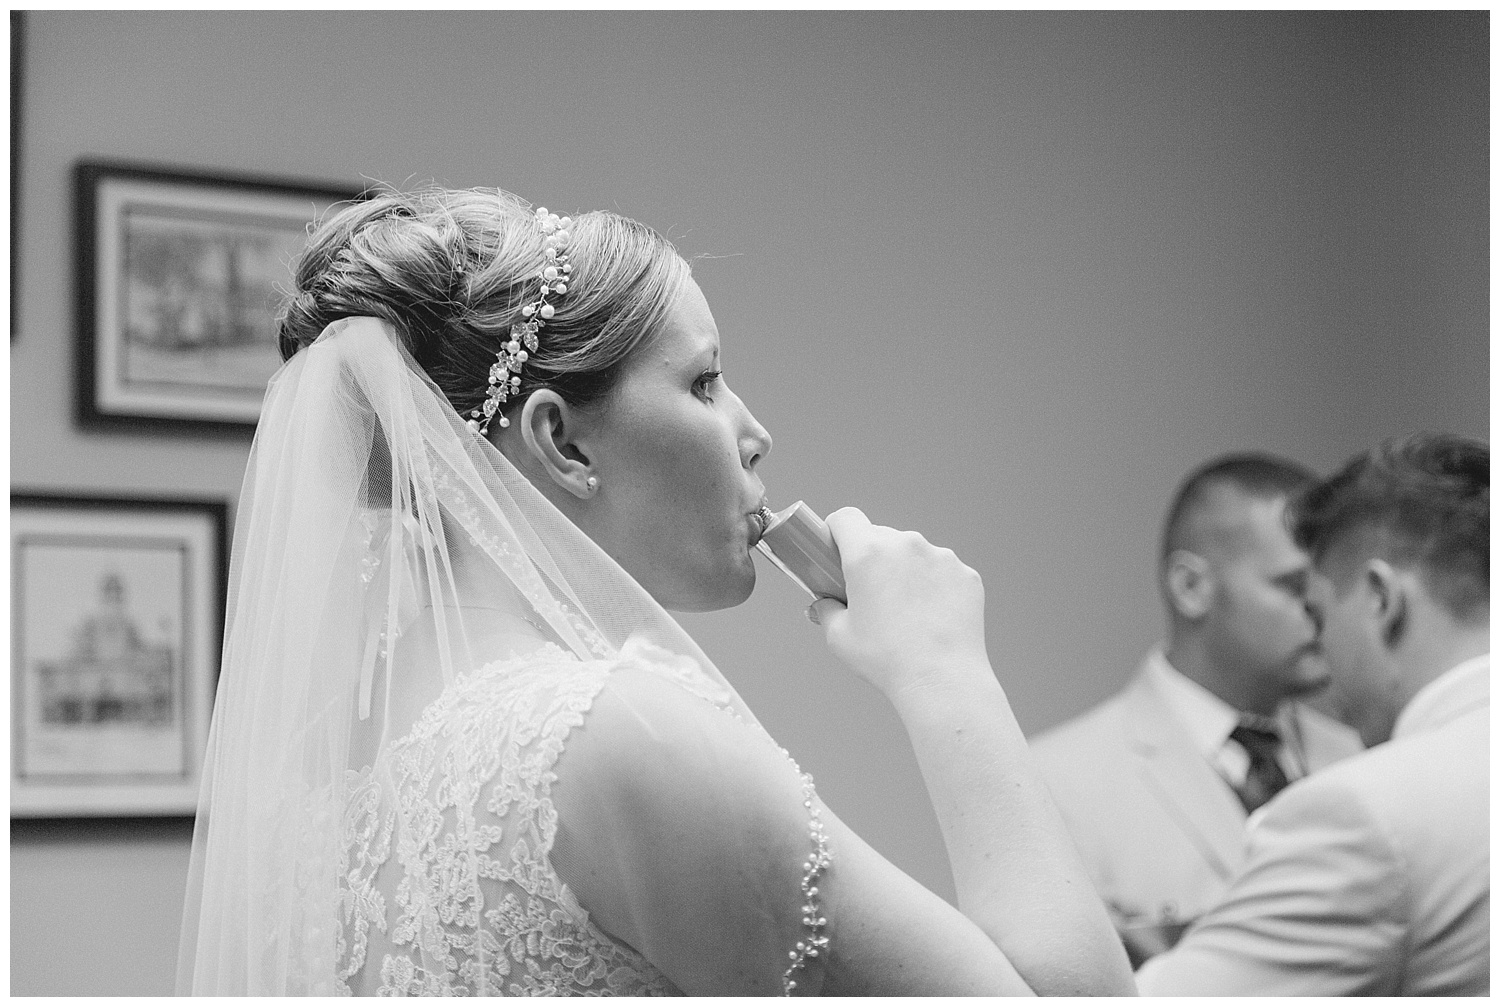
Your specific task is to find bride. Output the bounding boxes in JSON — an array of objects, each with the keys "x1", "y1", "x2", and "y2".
[{"x1": 176, "y1": 187, "x2": 1134, "y2": 996}]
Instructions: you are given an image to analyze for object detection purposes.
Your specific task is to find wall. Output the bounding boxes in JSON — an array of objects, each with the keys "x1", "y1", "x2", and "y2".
[{"x1": 11, "y1": 11, "x2": 1487, "y2": 996}]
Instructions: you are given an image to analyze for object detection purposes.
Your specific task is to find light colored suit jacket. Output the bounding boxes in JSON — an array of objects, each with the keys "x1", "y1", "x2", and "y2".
[
  {"x1": 1029, "y1": 656, "x2": 1362, "y2": 928},
  {"x1": 1138, "y1": 657, "x2": 1490, "y2": 996}
]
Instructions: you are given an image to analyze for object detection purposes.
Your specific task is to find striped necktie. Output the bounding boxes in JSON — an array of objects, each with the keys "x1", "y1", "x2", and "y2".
[{"x1": 1229, "y1": 721, "x2": 1291, "y2": 813}]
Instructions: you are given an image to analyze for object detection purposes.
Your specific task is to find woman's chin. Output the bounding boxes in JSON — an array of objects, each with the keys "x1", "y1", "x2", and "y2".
[
  {"x1": 660, "y1": 562, "x2": 756, "y2": 613},
  {"x1": 719, "y1": 565, "x2": 758, "y2": 609}
]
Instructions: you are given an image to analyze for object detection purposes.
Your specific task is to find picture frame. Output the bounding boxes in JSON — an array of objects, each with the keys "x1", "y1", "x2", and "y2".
[
  {"x1": 11, "y1": 493, "x2": 228, "y2": 817},
  {"x1": 74, "y1": 159, "x2": 364, "y2": 433}
]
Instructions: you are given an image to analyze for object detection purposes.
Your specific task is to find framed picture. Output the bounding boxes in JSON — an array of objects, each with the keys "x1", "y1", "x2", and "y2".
[
  {"x1": 74, "y1": 160, "x2": 364, "y2": 433},
  {"x1": 11, "y1": 494, "x2": 227, "y2": 817}
]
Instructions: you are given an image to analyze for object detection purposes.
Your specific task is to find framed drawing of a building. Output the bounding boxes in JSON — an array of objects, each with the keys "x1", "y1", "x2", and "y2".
[
  {"x1": 74, "y1": 160, "x2": 364, "y2": 433},
  {"x1": 11, "y1": 494, "x2": 227, "y2": 817}
]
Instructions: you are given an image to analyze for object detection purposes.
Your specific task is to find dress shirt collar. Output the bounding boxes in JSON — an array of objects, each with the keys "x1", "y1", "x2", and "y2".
[
  {"x1": 1393, "y1": 653, "x2": 1489, "y2": 740},
  {"x1": 1144, "y1": 647, "x2": 1294, "y2": 759}
]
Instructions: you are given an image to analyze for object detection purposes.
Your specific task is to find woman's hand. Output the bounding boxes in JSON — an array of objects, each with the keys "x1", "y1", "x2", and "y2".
[{"x1": 809, "y1": 507, "x2": 990, "y2": 697}]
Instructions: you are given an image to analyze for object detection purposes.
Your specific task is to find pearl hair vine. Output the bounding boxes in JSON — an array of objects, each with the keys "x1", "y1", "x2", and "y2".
[{"x1": 467, "y1": 205, "x2": 575, "y2": 435}]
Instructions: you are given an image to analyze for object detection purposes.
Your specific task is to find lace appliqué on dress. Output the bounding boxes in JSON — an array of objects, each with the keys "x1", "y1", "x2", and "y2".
[
  {"x1": 337, "y1": 646, "x2": 678, "y2": 996},
  {"x1": 336, "y1": 639, "x2": 832, "y2": 996}
]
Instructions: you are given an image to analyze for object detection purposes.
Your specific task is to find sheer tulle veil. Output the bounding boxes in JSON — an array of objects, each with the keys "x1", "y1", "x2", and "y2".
[{"x1": 176, "y1": 316, "x2": 758, "y2": 994}]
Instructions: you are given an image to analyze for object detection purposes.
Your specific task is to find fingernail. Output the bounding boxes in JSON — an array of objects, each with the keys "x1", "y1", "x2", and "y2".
[{"x1": 804, "y1": 604, "x2": 821, "y2": 625}]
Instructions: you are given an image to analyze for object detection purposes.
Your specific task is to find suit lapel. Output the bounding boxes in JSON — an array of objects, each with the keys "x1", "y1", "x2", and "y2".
[{"x1": 1120, "y1": 669, "x2": 1248, "y2": 880}]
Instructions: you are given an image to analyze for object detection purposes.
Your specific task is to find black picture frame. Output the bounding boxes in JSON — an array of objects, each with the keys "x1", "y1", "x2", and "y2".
[
  {"x1": 11, "y1": 11, "x2": 26, "y2": 343},
  {"x1": 11, "y1": 492, "x2": 228, "y2": 817},
  {"x1": 74, "y1": 159, "x2": 364, "y2": 434}
]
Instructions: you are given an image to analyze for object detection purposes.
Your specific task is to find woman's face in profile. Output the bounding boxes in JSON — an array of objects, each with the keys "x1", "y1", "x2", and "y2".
[{"x1": 581, "y1": 277, "x2": 773, "y2": 612}]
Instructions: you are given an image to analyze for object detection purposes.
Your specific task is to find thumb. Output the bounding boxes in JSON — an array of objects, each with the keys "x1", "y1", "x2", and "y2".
[{"x1": 805, "y1": 596, "x2": 847, "y2": 627}]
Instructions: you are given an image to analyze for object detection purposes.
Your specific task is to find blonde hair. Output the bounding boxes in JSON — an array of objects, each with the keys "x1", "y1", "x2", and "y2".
[{"x1": 279, "y1": 186, "x2": 691, "y2": 417}]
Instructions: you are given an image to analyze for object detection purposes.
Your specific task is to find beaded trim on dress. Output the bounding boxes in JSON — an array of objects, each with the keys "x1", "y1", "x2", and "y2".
[{"x1": 782, "y1": 769, "x2": 831, "y2": 993}]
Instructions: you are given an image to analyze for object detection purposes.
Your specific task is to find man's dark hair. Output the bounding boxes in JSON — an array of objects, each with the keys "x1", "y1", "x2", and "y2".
[
  {"x1": 1161, "y1": 452, "x2": 1318, "y2": 563},
  {"x1": 1291, "y1": 434, "x2": 1489, "y2": 621}
]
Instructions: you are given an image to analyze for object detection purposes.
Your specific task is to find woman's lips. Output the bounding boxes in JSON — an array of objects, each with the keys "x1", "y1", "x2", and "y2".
[{"x1": 749, "y1": 503, "x2": 773, "y2": 545}]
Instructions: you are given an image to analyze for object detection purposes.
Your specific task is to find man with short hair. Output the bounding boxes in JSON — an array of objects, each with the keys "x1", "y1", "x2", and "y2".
[
  {"x1": 1030, "y1": 453, "x2": 1362, "y2": 963},
  {"x1": 1138, "y1": 434, "x2": 1489, "y2": 995}
]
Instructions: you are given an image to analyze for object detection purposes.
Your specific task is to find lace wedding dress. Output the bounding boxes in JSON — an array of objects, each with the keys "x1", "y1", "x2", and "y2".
[
  {"x1": 338, "y1": 638, "x2": 830, "y2": 996},
  {"x1": 178, "y1": 318, "x2": 831, "y2": 996}
]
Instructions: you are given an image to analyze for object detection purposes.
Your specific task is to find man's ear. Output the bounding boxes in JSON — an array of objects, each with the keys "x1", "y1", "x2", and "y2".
[
  {"x1": 519, "y1": 390, "x2": 597, "y2": 499},
  {"x1": 1165, "y1": 550, "x2": 1215, "y2": 620},
  {"x1": 1363, "y1": 559, "x2": 1408, "y2": 649}
]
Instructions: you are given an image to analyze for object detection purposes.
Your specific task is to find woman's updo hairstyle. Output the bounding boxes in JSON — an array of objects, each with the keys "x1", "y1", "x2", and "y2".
[{"x1": 278, "y1": 186, "x2": 691, "y2": 420}]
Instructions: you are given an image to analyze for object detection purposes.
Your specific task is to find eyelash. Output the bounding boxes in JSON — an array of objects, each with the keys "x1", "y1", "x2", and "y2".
[{"x1": 694, "y1": 370, "x2": 722, "y2": 401}]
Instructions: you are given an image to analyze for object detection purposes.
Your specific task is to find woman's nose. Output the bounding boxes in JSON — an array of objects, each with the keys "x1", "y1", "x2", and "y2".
[{"x1": 737, "y1": 398, "x2": 772, "y2": 471}]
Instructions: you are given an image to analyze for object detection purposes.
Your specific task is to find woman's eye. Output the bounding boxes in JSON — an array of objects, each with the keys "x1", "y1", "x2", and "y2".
[{"x1": 693, "y1": 370, "x2": 722, "y2": 401}]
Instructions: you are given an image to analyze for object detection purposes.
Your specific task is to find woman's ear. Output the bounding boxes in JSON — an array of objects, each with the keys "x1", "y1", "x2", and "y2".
[
  {"x1": 1165, "y1": 550, "x2": 1214, "y2": 620},
  {"x1": 519, "y1": 390, "x2": 597, "y2": 499}
]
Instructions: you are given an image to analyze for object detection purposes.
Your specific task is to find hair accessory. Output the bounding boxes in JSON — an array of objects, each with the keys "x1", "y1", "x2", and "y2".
[{"x1": 468, "y1": 206, "x2": 574, "y2": 435}]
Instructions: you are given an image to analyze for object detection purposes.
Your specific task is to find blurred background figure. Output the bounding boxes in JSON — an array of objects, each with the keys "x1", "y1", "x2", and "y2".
[
  {"x1": 1138, "y1": 433, "x2": 1488, "y2": 996},
  {"x1": 1029, "y1": 454, "x2": 1362, "y2": 964}
]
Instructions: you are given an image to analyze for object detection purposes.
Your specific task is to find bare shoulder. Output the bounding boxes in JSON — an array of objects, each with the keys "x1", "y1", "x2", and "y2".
[
  {"x1": 547, "y1": 648, "x2": 825, "y2": 996},
  {"x1": 567, "y1": 653, "x2": 791, "y2": 787}
]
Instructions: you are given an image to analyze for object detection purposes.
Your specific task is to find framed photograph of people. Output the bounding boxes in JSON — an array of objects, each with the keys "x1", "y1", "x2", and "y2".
[
  {"x1": 74, "y1": 160, "x2": 364, "y2": 433},
  {"x1": 11, "y1": 494, "x2": 228, "y2": 817}
]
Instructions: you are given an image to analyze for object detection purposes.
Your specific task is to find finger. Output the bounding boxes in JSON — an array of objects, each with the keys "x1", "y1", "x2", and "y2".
[
  {"x1": 823, "y1": 506, "x2": 872, "y2": 557},
  {"x1": 823, "y1": 506, "x2": 870, "y2": 539},
  {"x1": 807, "y1": 596, "x2": 846, "y2": 626}
]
